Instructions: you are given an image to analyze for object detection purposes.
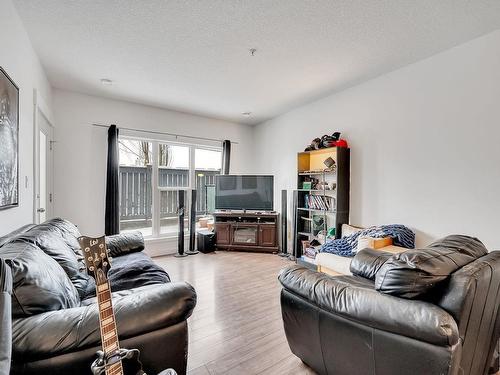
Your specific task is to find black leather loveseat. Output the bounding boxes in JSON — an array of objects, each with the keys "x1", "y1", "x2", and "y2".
[
  {"x1": 0, "y1": 218, "x2": 196, "y2": 375},
  {"x1": 279, "y1": 235, "x2": 500, "y2": 375}
]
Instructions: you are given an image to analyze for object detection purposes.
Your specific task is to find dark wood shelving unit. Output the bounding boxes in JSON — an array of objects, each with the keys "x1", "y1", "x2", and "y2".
[
  {"x1": 293, "y1": 147, "x2": 350, "y2": 260},
  {"x1": 214, "y1": 211, "x2": 279, "y2": 253}
]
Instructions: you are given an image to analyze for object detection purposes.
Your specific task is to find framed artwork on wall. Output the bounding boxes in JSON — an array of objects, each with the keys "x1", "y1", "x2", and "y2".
[{"x1": 0, "y1": 67, "x2": 19, "y2": 210}]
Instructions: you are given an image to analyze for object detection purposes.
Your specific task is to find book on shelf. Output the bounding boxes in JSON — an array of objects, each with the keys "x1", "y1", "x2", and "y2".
[{"x1": 304, "y1": 194, "x2": 336, "y2": 211}]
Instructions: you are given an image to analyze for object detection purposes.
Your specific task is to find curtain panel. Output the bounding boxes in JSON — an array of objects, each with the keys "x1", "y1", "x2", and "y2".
[{"x1": 105, "y1": 125, "x2": 120, "y2": 235}]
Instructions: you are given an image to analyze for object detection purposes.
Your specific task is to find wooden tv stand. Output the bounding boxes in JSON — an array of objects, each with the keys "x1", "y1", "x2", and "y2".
[{"x1": 214, "y1": 211, "x2": 279, "y2": 253}]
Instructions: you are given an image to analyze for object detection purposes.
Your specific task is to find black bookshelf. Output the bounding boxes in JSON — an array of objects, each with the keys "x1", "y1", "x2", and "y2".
[{"x1": 293, "y1": 147, "x2": 350, "y2": 260}]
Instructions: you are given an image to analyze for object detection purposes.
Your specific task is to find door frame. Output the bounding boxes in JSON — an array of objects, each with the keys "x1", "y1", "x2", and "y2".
[{"x1": 33, "y1": 89, "x2": 55, "y2": 223}]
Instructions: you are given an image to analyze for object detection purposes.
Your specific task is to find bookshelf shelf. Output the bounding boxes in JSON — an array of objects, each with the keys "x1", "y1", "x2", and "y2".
[
  {"x1": 295, "y1": 189, "x2": 336, "y2": 193},
  {"x1": 298, "y1": 171, "x2": 335, "y2": 176},
  {"x1": 297, "y1": 207, "x2": 336, "y2": 213}
]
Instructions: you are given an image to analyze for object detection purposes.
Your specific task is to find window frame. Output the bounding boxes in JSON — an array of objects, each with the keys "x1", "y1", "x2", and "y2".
[{"x1": 119, "y1": 135, "x2": 222, "y2": 239}]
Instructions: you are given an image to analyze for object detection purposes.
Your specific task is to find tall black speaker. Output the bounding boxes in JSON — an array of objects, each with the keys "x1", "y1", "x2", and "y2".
[
  {"x1": 175, "y1": 190, "x2": 188, "y2": 258},
  {"x1": 222, "y1": 140, "x2": 231, "y2": 175},
  {"x1": 290, "y1": 190, "x2": 298, "y2": 261},
  {"x1": 186, "y1": 189, "x2": 199, "y2": 255},
  {"x1": 279, "y1": 189, "x2": 288, "y2": 257}
]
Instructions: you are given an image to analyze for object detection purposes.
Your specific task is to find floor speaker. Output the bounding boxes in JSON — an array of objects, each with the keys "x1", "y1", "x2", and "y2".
[
  {"x1": 175, "y1": 190, "x2": 188, "y2": 258},
  {"x1": 186, "y1": 189, "x2": 199, "y2": 255},
  {"x1": 279, "y1": 189, "x2": 288, "y2": 257},
  {"x1": 197, "y1": 230, "x2": 215, "y2": 253},
  {"x1": 290, "y1": 190, "x2": 298, "y2": 261}
]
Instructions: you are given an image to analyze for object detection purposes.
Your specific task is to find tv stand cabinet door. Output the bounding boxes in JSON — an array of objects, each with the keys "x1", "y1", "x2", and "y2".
[
  {"x1": 259, "y1": 224, "x2": 276, "y2": 247},
  {"x1": 215, "y1": 223, "x2": 231, "y2": 245},
  {"x1": 232, "y1": 224, "x2": 259, "y2": 245}
]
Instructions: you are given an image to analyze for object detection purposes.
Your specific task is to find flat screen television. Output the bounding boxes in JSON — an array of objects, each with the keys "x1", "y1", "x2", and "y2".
[{"x1": 215, "y1": 175, "x2": 274, "y2": 211}]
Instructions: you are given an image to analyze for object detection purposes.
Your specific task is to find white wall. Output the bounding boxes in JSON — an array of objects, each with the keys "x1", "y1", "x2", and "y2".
[
  {"x1": 53, "y1": 90, "x2": 255, "y2": 248},
  {"x1": 5, "y1": 0, "x2": 498, "y2": 252},
  {"x1": 0, "y1": 0, "x2": 53, "y2": 236},
  {"x1": 254, "y1": 30, "x2": 500, "y2": 249}
]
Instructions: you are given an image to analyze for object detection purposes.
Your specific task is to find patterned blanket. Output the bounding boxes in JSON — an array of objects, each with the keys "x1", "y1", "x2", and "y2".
[{"x1": 320, "y1": 224, "x2": 415, "y2": 257}]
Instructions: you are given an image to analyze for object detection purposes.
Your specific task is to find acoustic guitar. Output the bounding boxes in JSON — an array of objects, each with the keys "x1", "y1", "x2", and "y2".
[{"x1": 79, "y1": 235, "x2": 176, "y2": 375}]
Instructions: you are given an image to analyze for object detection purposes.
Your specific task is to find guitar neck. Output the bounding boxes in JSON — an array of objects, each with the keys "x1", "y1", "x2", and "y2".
[{"x1": 97, "y1": 280, "x2": 123, "y2": 375}]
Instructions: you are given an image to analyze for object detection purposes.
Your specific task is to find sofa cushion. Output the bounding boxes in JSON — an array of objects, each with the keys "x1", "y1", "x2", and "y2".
[
  {"x1": 105, "y1": 231, "x2": 145, "y2": 257},
  {"x1": 316, "y1": 245, "x2": 405, "y2": 276},
  {"x1": 350, "y1": 248, "x2": 392, "y2": 280},
  {"x1": 109, "y1": 251, "x2": 170, "y2": 287},
  {"x1": 0, "y1": 242, "x2": 80, "y2": 317},
  {"x1": 44, "y1": 218, "x2": 84, "y2": 255},
  {"x1": 341, "y1": 224, "x2": 363, "y2": 238},
  {"x1": 0, "y1": 224, "x2": 35, "y2": 248},
  {"x1": 375, "y1": 235, "x2": 488, "y2": 298},
  {"x1": 81, "y1": 251, "x2": 171, "y2": 299},
  {"x1": 15, "y1": 219, "x2": 90, "y2": 298},
  {"x1": 316, "y1": 252, "x2": 352, "y2": 275},
  {"x1": 12, "y1": 282, "x2": 196, "y2": 361}
]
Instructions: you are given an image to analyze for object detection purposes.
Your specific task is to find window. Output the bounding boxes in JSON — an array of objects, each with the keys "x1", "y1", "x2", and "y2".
[
  {"x1": 158, "y1": 144, "x2": 190, "y2": 188},
  {"x1": 195, "y1": 148, "x2": 222, "y2": 216},
  {"x1": 119, "y1": 140, "x2": 153, "y2": 236},
  {"x1": 195, "y1": 148, "x2": 222, "y2": 170},
  {"x1": 119, "y1": 137, "x2": 222, "y2": 238}
]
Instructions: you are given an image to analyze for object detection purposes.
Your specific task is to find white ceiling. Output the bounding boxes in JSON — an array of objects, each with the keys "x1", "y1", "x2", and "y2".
[{"x1": 13, "y1": 0, "x2": 500, "y2": 125}]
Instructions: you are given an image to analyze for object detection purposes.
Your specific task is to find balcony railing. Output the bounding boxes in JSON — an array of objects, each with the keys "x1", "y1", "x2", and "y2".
[{"x1": 119, "y1": 166, "x2": 219, "y2": 222}]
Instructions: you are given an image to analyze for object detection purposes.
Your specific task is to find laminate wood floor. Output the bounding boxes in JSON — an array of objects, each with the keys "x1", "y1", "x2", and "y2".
[{"x1": 154, "y1": 251, "x2": 316, "y2": 375}]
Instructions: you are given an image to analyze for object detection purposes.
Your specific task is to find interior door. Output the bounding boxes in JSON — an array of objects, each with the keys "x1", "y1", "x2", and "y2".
[{"x1": 35, "y1": 111, "x2": 53, "y2": 224}]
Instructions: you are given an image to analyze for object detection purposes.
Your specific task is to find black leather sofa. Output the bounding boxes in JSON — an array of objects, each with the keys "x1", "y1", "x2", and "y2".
[
  {"x1": 0, "y1": 218, "x2": 197, "y2": 375},
  {"x1": 279, "y1": 235, "x2": 500, "y2": 375}
]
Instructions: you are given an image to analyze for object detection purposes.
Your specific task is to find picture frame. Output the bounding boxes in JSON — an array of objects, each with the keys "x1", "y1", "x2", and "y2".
[{"x1": 0, "y1": 66, "x2": 19, "y2": 210}]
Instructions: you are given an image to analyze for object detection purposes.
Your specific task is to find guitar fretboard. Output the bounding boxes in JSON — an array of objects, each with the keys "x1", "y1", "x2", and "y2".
[{"x1": 97, "y1": 280, "x2": 123, "y2": 375}]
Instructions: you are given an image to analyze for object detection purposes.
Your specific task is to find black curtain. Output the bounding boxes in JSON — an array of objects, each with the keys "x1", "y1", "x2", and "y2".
[
  {"x1": 105, "y1": 125, "x2": 120, "y2": 235},
  {"x1": 222, "y1": 140, "x2": 231, "y2": 175}
]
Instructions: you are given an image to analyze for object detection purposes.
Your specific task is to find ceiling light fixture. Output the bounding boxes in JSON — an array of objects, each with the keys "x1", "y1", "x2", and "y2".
[
  {"x1": 242, "y1": 112, "x2": 252, "y2": 117},
  {"x1": 100, "y1": 78, "x2": 114, "y2": 86}
]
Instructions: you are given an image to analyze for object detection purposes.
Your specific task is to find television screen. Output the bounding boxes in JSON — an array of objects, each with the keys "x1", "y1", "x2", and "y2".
[{"x1": 215, "y1": 175, "x2": 274, "y2": 211}]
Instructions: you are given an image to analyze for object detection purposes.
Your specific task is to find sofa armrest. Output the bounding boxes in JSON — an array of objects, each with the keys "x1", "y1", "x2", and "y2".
[
  {"x1": 278, "y1": 265, "x2": 458, "y2": 346},
  {"x1": 0, "y1": 259, "x2": 12, "y2": 375},
  {"x1": 349, "y1": 248, "x2": 392, "y2": 280},
  {"x1": 12, "y1": 282, "x2": 196, "y2": 361},
  {"x1": 106, "y1": 231, "x2": 145, "y2": 257}
]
